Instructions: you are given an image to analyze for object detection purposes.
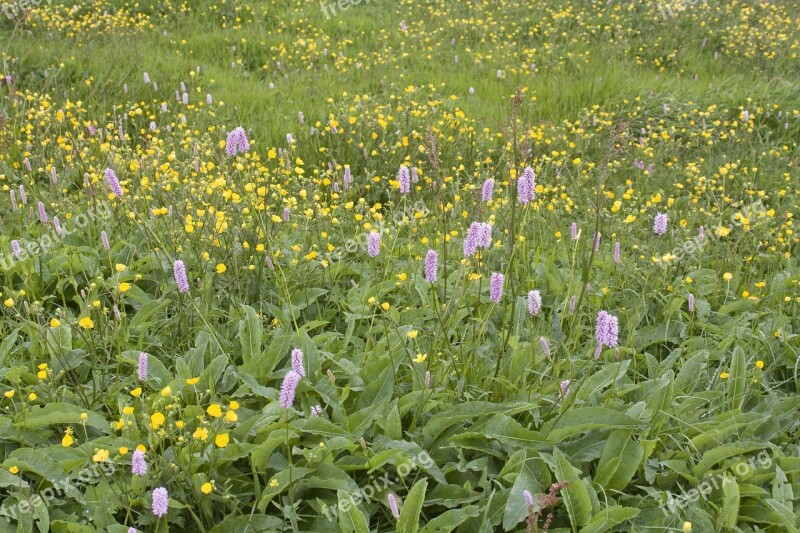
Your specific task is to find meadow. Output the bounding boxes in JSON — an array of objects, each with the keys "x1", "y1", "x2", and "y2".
[{"x1": 0, "y1": 0, "x2": 799, "y2": 531}]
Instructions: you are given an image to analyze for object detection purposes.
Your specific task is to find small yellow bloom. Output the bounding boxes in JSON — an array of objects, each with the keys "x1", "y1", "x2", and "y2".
[
  {"x1": 38, "y1": 363, "x2": 48, "y2": 370},
  {"x1": 9, "y1": 466, "x2": 19, "y2": 474},
  {"x1": 92, "y1": 449, "x2": 109, "y2": 462},
  {"x1": 186, "y1": 377, "x2": 200, "y2": 385},
  {"x1": 380, "y1": 302, "x2": 390, "y2": 311},
  {"x1": 722, "y1": 273, "x2": 733, "y2": 282},
  {"x1": 50, "y1": 318, "x2": 61, "y2": 327},
  {"x1": 4, "y1": 298, "x2": 14, "y2": 308},
  {"x1": 80, "y1": 412, "x2": 88, "y2": 421},
  {"x1": 79, "y1": 316, "x2": 94, "y2": 329},
  {"x1": 122, "y1": 406, "x2": 135, "y2": 415},
  {"x1": 682, "y1": 522, "x2": 692, "y2": 533},
  {"x1": 160, "y1": 386, "x2": 172, "y2": 397},
  {"x1": 207, "y1": 404, "x2": 222, "y2": 418},
  {"x1": 150, "y1": 412, "x2": 166, "y2": 429},
  {"x1": 215, "y1": 433, "x2": 230, "y2": 448},
  {"x1": 225, "y1": 410, "x2": 238, "y2": 422},
  {"x1": 407, "y1": 330, "x2": 418, "y2": 339},
  {"x1": 92, "y1": 300, "x2": 101, "y2": 308},
  {"x1": 201, "y1": 482, "x2": 213, "y2": 494},
  {"x1": 4, "y1": 390, "x2": 14, "y2": 399},
  {"x1": 119, "y1": 282, "x2": 131, "y2": 293},
  {"x1": 131, "y1": 387, "x2": 142, "y2": 397},
  {"x1": 229, "y1": 400, "x2": 240, "y2": 410},
  {"x1": 414, "y1": 353, "x2": 428, "y2": 364},
  {"x1": 37, "y1": 370, "x2": 47, "y2": 380},
  {"x1": 119, "y1": 447, "x2": 129, "y2": 455},
  {"x1": 193, "y1": 427, "x2": 209, "y2": 441},
  {"x1": 215, "y1": 263, "x2": 227, "y2": 273},
  {"x1": 269, "y1": 478, "x2": 279, "y2": 487},
  {"x1": 62, "y1": 433, "x2": 74, "y2": 447},
  {"x1": 367, "y1": 297, "x2": 376, "y2": 305},
  {"x1": 115, "y1": 264, "x2": 126, "y2": 272},
  {"x1": 755, "y1": 360, "x2": 764, "y2": 369},
  {"x1": 136, "y1": 444, "x2": 146, "y2": 453},
  {"x1": 28, "y1": 393, "x2": 36, "y2": 401},
  {"x1": 720, "y1": 372, "x2": 729, "y2": 379}
]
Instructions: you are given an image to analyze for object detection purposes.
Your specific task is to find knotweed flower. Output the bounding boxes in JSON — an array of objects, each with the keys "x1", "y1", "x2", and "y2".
[
  {"x1": 571, "y1": 222, "x2": 578, "y2": 241},
  {"x1": 388, "y1": 494, "x2": 400, "y2": 519},
  {"x1": 424, "y1": 371, "x2": 430, "y2": 388},
  {"x1": 206, "y1": 93, "x2": 212, "y2": 105},
  {"x1": 343, "y1": 166, "x2": 352, "y2": 189},
  {"x1": 569, "y1": 295, "x2": 576, "y2": 314},
  {"x1": 653, "y1": 212, "x2": 668, "y2": 235},
  {"x1": 482, "y1": 178, "x2": 494, "y2": 202},
  {"x1": 279, "y1": 370, "x2": 301, "y2": 409},
  {"x1": 398, "y1": 165, "x2": 411, "y2": 194},
  {"x1": 101, "y1": 231, "x2": 110, "y2": 251},
  {"x1": 477, "y1": 222, "x2": 492, "y2": 249},
  {"x1": 9, "y1": 190, "x2": 15, "y2": 209},
  {"x1": 23, "y1": 158, "x2": 31, "y2": 172},
  {"x1": 143, "y1": 72, "x2": 150, "y2": 84},
  {"x1": 38, "y1": 202, "x2": 48, "y2": 224},
  {"x1": 128, "y1": 528, "x2": 137, "y2": 533},
  {"x1": 367, "y1": 232, "x2": 381, "y2": 257},
  {"x1": 291, "y1": 348, "x2": 305, "y2": 378},
  {"x1": 518, "y1": 167, "x2": 536, "y2": 204},
  {"x1": 540, "y1": 337, "x2": 551, "y2": 357},
  {"x1": 310, "y1": 405, "x2": 322, "y2": 416},
  {"x1": 11, "y1": 240, "x2": 22, "y2": 258},
  {"x1": 688, "y1": 293, "x2": 695, "y2": 313},
  {"x1": 105, "y1": 168, "x2": 123, "y2": 199},
  {"x1": 490, "y1": 272, "x2": 504, "y2": 303},
  {"x1": 593, "y1": 232, "x2": 601, "y2": 252},
  {"x1": 411, "y1": 167, "x2": 419, "y2": 183},
  {"x1": 595, "y1": 310, "x2": 619, "y2": 358},
  {"x1": 225, "y1": 127, "x2": 250, "y2": 156},
  {"x1": 298, "y1": 111, "x2": 304, "y2": 124},
  {"x1": 265, "y1": 256, "x2": 275, "y2": 270},
  {"x1": 523, "y1": 490, "x2": 534, "y2": 507},
  {"x1": 19, "y1": 185, "x2": 27, "y2": 205},
  {"x1": 424, "y1": 250, "x2": 438, "y2": 282},
  {"x1": 613, "y1": 242, "x2": 620, "y2": 264},
  {"x1": 283, "y1": 207, "x2": 290, "y2": 222},
  {"x1": 53, "y1": 217, "x2": 63, "y2": 237},
  {"x1": 173, "y1": 259, "x2": 189, "y2": 293},
  {"x1": 137, "y1": 352, "x2": 148, "y2": 381},
  {"x1": 131, "y1": 450, "x2": 147, "y2": 476},
  {"x1": 560, "y1": 379, "x2": 571, "y2": 397},
  {"x1": 151, "y1": 487, "x2": 168, "y2": 517},
  {"x1": 698, "y1": 226, "x2": 705, "y2": 242},
  {"x1": 527, "y1": 290, "x2": 542, "y2": 316}
]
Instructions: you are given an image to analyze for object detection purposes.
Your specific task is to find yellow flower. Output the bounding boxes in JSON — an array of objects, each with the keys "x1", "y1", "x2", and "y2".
[
  {"x1": 720, "y1": 372, "x2": 729, "y2": 379},
  {"x1": 269, "y1": 478, "x2": 278, "y2": 487},
  {"x1": 407, "y1": 330, "x2": 418, "y2": 339},
  {"x1": 186, "y1": 377, "x2": 200, "y2": 385},
  {"x1": 122, "y1": 406, "x2": 135, "y2": 415},
  {"x1": 215, "y1": 433, "x2": 230, "y2": 448},
  {"x1": 160, "y1": 386, "x2": 172, "y2": 397},
  {"x1": 136, "y1": 444, "x2": 146, "y2": 453},
  {"x1": 755, "y1": 360, "x2": 764, "y2": 369},
  {"x1": 722, "y1": 273, "x2": 733, "y2": 282},
  {"x1": 119, "y1": 282, "x2": 131, "y2": 293},
  {"x1": 207, "y1": 404, "x2": 222, "y2": 418},
  {"x1": 150, "y1": 412, "x2": 165, "y2": 429},
  {"x1": 8, "y1": 466, "x2": 19, "y2": 475},
  {"x1": 50, "y1": 318, "x2": 61, "y2": 327},
  {"x1": 380, "y1": 302, "x2": 390, "y2": 311},
  {"x1": 367, "y1": 297, "x2": 376, "y2": 305},
  {"x1": 92, "y1": 449, "x2": 109, "y2": 462},
  {"x1": 37, "y1": 370, "x2": 47, "y2": 380},
  {"x1": 131, "y1": 387, "x2": 142, "y2": 397},
  {"x1": 4, "y1": 298, "x2": 14, "y2": 308},
  {"x1": 682, "y1": 522, "x2": 692, "y2": 533},
  {"x1": 201, "y1": 482, "x2": 213, "y2": 494},
  {"x1": 225, "y1": 410, "x2": 238, "y2": 422},
  {"x1": 79, "y1": 316, "x2": 94, "y2": 329},
  {"x1": 92, "y1": 300, "x2": 101, "y2": 308},
  {"x1": 28, "y1": 393, "x2": 36, "y2": 401},
  {"x1": 61, "y1": 433, "x2": 74, "y2": 447},
  {"x1": 4, "y1": 390, "x2": 14, "y2": 399},
  {"x1": 228, "y1": 400, "x2": 240, "y2": 410},
  {"x1": 80, "y1": 412, "x2": 88, "y2": 421},
  {"x1": 193, "y1": 427, "x2": 209, "y2": 441},
  {"x1": 414, "y1": 353, "x2": 428, "y2": 364},
  {"x1": 115, "y1": 264, "x2": 126, "y2": 272},
  {"x1": 215, "y1": 263, "x2": 227, "y2": 273},
  {"x1": 175, "y1": 421, "x2": 185, "y2": 429}
]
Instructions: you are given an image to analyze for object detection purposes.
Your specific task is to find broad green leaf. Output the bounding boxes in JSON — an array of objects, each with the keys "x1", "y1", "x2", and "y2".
[
  {"x1": 720, "y1": 476, "x2": 739, "y2": 529},
  {"x1": 593, "y1": 429, "x2": 644, "y2": 491},
  {"x1": 554, "y1": 448, "x2": 592, "y2": 528},
  {"x1": 727, "y1": 346, "x2": 746, "y2": 410},
  {"x1": 420, "y1": 506, "x2": 480, "y2": 533},
  {"x1": 578, "y1": 506, "x2": 640, "y2": 533},
  {"x1": 576, "y1": 360, "x2": 630, "y2": 402},
  {"x1": 337, "y1": 491, "x2": 370, "y2": 533},
  {"x1": 502, "y1": 473, "x2": 537, "y2": 531},
  {"x1": 397, "y1": 478, "x2": 427, "y2": 533},
  {"x1": 238, "y1": 304, "x2": 263, "y2": 364}
]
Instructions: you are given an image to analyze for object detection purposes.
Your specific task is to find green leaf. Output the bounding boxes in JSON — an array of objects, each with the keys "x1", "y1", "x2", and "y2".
[
  {"x1": 502, "y1": 473, "x2": 537, "y2": 531},
  {"x1": 337, "y1": 490, "x2": 370, "y2": 533},
  {"x1": 720, "y1": 476, "x2": 739, "y2": 529},
  {"x1": 238, "y1": 304, "x2": 262, "y2": 364},
  {"x1": 208, "y1": 514, "x2": 282, "y2": 533},
  {"x1": 397, "y1": 478, "x2": 428, "y2": 533},
  {"x1": 420, "y1": 506, "x2": 480, "y2": 533},
  {"x1": 14, "y1": 404, "x2": 110, "y2": 434},
  {"x1": 727, "y1": 346, "x2": 746, "y2": 410},
  {"x1": 554, "y1": 448, "x2": 592, "y2": 528},
  {"x1": 544, "y1": 407, "x2": 646, "y2": 441},
  {"x1": 578, "y1": 506, "x2": 640, "y2": 533},
  {"x1": 575, "y1": 361, "x2": 630, "y2": 402},
  {"x1": 593, "y1": 430, "x2": 644, "y2": 491}
]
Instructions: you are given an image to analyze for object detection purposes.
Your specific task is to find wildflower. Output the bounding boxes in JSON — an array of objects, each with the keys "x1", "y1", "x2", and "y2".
[
  {"x1": 151, "y1": 487, "x2": 169, "y2": 517},
  {"x1": 653, "y1": 212, "x2": 668, "y2": 235},
  {"x1": 343, "y1": 166, "x2": 352, "y2": 189},
  {"x1": 215, "y1": 433, "x2": 230, "y2": 448},
  {"x1": 37, "y1": 202, "x2": 48, "y2": 224},
  {"x1": 527, "y1": 290, "x2": 542, "y2": 316},
  {"x1": 424, "y1": 250, "x2": 438, "y2": 282},
  {"x1": 698, "y1": 226, "x2": 705, "y2": 242},
  {"x1": 207, "y1": 404, "x2": 222, "y2": 418},
  {"x1": 215, "y1": 263, "x2": 227, "y2": 274},
  {"x1": 476, "y1": 222, "x2": 492, "y2": 249},
  {"x1": 62, "y1": 429, "x2": 74, "y2": 447},
  {"x1": 101, "y1": 231, "x2": 110, "y2": 251},
  {"x1": 283, "y1": 207, "x2": 290, "y2": 222},
  {"x1": 131, "y1": 450, "x2": 147, "y2": 476},
  {"x1": 79, "y1": 316, "x2": 94, "y2": 329},
  {"x1": 18, "y1": 185, "x2": 27, "y2": 205},
  {"x1": 540, "y1": 337, "x2": 551, "y2": 357},
  {"x1": 311, "y1": 405, "x2": 323, "y2": 416},
  {"x1": 137, "y1": 352, "x2": 148, "y2": 381},
  {"x1": 523, "y1": 490, "x2": 534, "y2": 507},
  {"x1": 128, "y1": 528, "x2": 137, "y2": 533},
  {"x1": 490, "y1": 272, "x2": 504, "y2": 303},
  {"x1": 517, "y1": 167, "x2": 536, "y2": 204},
  {"x1": 150, "y1": 413, "x2": 165, "y2": 429},
  {"x1": 755, "y1": 360, "x2": 764, "y2": 369},
  {"x1": 387, "y1": 494, "x2": 400, "y2": 519},
  {"x1": 279, "y1": 370, "x2": 301, "y2": 409},
  {"x1": 613, "y1": 242, "x2": 620, "y2": 264},
  {"x1": 11, "y1": 240, "x2": 22, "y2": 258},
  {"x1": 723, "y1": 272, "x2": 733, "y2": 282},
  {"x1": 398, "y1": 165, "x2": 411, "y2": 194},
  {"x1": 225, "y1": 127, "x2": 250, "y2": 156},
  {"x1": 560, "y1": 379, "x2": 571, "y2": 397},
  {"x1": 594, "y1": 310, "x2": 619, "y2": 358},
  {"x1": 367, "y1": 232, "x2": 381, "y2": 257},
  {"x1": 92, "y1": 449, "x2": 109, "y2": 462},
  {"x1": 414, "y1": 353, "x2": 428, "y2": 363},
  {"x1": 571, "y1": 222, "x2": 578, "y2": 241},
  {"x1": 173, "y1": 259, "x2": 189, "y2": 293},
  {"x1": 201, "y1": 482, "x2": 213, "y2": 495},
  {"x1": 720, "y1": 372, "x2": 729, "y2": 379},
  {"x1": 424, "y1": 371, "x2": 431, "y2": 388},
  {"x1": 569, "y1": 296, "x2": 576, "y2": 314},
  {"x1": 688, "y1": 293, "x2": 695, "y2": 313},
  {"x1": 682, "y1": 522, "x2": 692, "y2": 533},
  {"x1": 481, "y1": 178, "x2": 494, "y2": 202},
  {"x1": 593, "y1": 232, "x2": 601, "y2": 252},
  {"x1": 291, "y1": 348, "x2": 305, "y2": 378},
  {"x1": 105, "y1": 168, "x2": 123, "y2": 199},
  {"x1": 463, "y1": 224, "x2": 478, "y2": 258},
  {"x1": 193, "y1": 427, "x2": 209, "y2": 441}
]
